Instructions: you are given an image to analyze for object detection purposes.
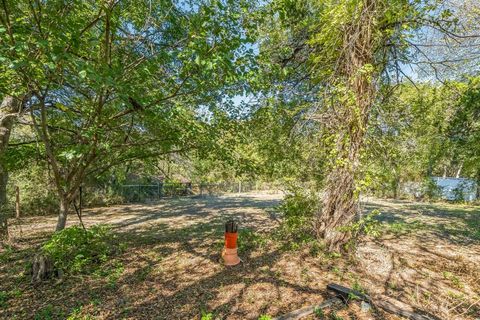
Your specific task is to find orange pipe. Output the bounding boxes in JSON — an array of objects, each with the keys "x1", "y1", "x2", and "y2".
[
  {"x1": 225, "y1": 232, "x2": 238, "y2": 249},
  {"x1": 222, "y1": 231, "x2": 240, "y2": 266}
]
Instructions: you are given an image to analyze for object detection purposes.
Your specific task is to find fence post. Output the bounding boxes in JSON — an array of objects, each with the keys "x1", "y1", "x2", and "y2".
[{"x1": 15, "y1": 186, "x2": 20, "y2": 218}]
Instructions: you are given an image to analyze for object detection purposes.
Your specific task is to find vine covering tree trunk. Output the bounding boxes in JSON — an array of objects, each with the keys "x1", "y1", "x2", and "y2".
[{"x1": 314, "y1": 0, "x2": 384, "y2": 251}]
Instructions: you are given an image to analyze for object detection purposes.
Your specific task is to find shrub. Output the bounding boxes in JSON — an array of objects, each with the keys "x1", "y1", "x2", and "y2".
[
  {"x1": 42, "y1": 225, "x2": 119, "y2": 273},
  {"x1": 339, "y1": 209, "x2": 383, "y2": 251},
  {"x1": 83, "y1": 187, "x2": 125, "y2": 207},
  {"x1": 8, "y1": 164, "x2": 59, "y2": 216},
  {"x1": 341, "y1": 209, "x2": 382, "y2": 239},
  {"x1": 277, "y1": 188, "x2": 319, "y2": 243}
]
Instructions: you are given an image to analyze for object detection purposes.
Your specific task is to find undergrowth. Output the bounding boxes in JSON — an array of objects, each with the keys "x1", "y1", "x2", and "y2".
[
  {"x1": 276, "y1": 188, "x2": 383, "y2": 252},
  {"x1": 42, "y1": 225, "x2": 123, "y2": 274},
  {"x1": 276, "y1": 188, "x2": 318, "y2": 242}
]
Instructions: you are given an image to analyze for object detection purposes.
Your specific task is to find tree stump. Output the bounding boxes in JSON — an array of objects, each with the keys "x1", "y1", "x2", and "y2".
[{"x1": 31, "y1": 253, "x2": 56, "y2": 283}]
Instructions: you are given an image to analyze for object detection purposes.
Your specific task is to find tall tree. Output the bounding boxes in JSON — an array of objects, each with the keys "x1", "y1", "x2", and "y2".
[
  {"x1": 260, "y1": 0, "x2": 458, "y2": 250},
  {"x1": 1, "y1": 0, "x2": 252, "y2": 230}
]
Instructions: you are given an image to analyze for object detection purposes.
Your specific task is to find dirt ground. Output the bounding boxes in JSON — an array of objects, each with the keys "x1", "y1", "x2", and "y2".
[{"x1": 1, "y1": 193, "x2": 479, "y2": 320}]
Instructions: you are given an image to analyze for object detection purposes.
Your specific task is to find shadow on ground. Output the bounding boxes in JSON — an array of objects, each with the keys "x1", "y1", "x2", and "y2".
[{"x1": 1, "y1": 194, "x2": 479, "y2": 319}]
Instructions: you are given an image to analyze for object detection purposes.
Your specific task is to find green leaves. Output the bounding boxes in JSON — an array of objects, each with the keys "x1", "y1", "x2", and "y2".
[
  {"x1": 42, "y1": 225, "x2": 118, "y2": 273},
  {"x1": 0, "y1": 0, "x2": 256, "y2": 209}
]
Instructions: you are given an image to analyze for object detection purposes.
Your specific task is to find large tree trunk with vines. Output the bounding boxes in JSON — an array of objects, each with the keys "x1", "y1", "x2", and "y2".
[{"x1": 315, "y1": 0, "x2": 379, "y2": 252}]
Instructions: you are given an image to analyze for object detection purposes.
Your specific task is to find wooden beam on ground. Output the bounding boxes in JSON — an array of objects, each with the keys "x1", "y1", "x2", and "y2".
[
  {"x1": 374, "y1": 295, "x2": 440, "y2": 320},
  {"x1": 273, "y1": 297, "x2": 342, "y2": 320}
]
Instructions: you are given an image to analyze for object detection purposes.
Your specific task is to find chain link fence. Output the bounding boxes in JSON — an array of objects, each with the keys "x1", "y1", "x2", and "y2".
[
  {"x1": 113, "y1": 181, "x2": 276, "y2": 203},
  {"x1": 0, "y1": 181, "x2": 280, "y2": 221}
]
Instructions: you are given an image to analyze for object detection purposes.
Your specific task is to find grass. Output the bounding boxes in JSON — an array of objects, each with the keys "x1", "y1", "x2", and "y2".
[
  {"x1": 386, "y1": 219, "x2": 428, "y2": 234},
  {"x1": 442, "y1": 271, "x2": 464, "y2": 289},
  {"x1": 313, "y1": 307, "x2": 326, "y2": 319},
  {"x1": 201, "y1": 311, "x2": 214, "y2": 320},
  {"x1": 34, "y1": 305, "x2": 56, "y2": 320},
  {"x1": 0, "y1": 291, "x2": 8, "y2": 308},
  {"x1": 237, "y1": 228, "x2": 270, "y2": 253}
]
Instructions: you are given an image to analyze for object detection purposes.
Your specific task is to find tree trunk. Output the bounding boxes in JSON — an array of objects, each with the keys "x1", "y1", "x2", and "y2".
[
  {"x1": 0, "y1": 96, "x2": 21, "y2": 207},
  {"x1": 0, "y1": 214, "x2": 8, "y2": 241},
  {"x1": 393, "y1": 175, "x2": 400, "y2": 199},
  {"x1": 15, "y1": 186, "x2": 20, "y2": 218},
  {"x1": 0, "y1": 164, "x2": 7, "y2": 206},
  {"x1": 315, "y1": 0, "x2": 379, "y2": 252},
  {"x1": 316, "y1": 132, "x2": 366, "y2": 251},
  {"x1": 455, "y1": 162, "x2": 463, "y2": 178},
  {"x1": 476, "y1": 172, "x2": 480, "y2": 200},
  {"x1": 393, "y1": 182, "x2": 399, "y2": 200},
  {"x1": 56, "y1": 197, "x2": 69, "y2": 231}
]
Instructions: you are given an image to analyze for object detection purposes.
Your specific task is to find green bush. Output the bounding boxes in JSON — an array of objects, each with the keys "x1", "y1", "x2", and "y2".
[
  {"x1": 8, "y1": 164, "x2": 59, "y2": 216},
  {"x1": 277, "y1": 188, "x2": 319, "y2": 242},
  {"x1": 340, "y1": 209, "x2": 382, "y2": 239},
  {"x1": 42, "y1": 225, "x2": 119, "y2": 273}
]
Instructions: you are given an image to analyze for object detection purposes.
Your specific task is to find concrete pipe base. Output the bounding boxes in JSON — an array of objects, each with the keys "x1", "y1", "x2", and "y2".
[{"x1": 222, "y1": 247, "x2": 241, "y2": 266}]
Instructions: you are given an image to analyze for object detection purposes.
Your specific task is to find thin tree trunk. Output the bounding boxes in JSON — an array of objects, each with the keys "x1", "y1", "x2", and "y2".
[
  {"x1": 455, "y1": 162, "x2": 463, "y2": 178},
  {"x1": 31, "y1": 97, "x2": 72, "y2": 232},
  {"x1": 0, "y1": 215, "x2": 8, "y2": 241},
  {"x1": 31, "y1": 94, "x2": 96, "y2": 232},
  {"x1": 0, "y1": 96, "x2": 21, "y2": 207},
  {"x1": 15, "y1": 186, "x2": 20, "y2": 218},
  {"x1": 0, "y1": 164, "x2": 7, "y2": 206},
  {"x1": 476, "y1": 172, "x2": 480, "y2": 200},
  {"x1": 393, "y1": 175, "x2": 400, "y2": 199},
  {"x1": 56, "y1": 196, "x2": 69, "y2": 231}
]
